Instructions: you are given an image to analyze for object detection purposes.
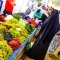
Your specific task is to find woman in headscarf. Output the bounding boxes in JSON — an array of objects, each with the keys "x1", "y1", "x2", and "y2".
[
  {"x1": 33, "y1": 9, "x2": 48, "y2": 22},
  {"x1": 33, "y1": 9, "x2": 42, "y2": 20}
]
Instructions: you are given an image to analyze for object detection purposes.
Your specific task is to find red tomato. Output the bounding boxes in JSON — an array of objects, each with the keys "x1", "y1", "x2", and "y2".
[
  {"x1": 8, "y1": 38, "x2": 21, "y2": 51},
  {"x1": 0, "y1": 15, "x2": 6, "y2": 22}
]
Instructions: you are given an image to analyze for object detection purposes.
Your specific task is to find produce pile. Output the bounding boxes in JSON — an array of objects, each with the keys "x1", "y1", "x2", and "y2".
[
  {"x1": 12, "y1": 13, "x2": 21, "y2": 20},
  {"x1": 0, "y1": 15, "x2": 36, "y2": 60},
  {"x1": 25, "y1": 23, "x2": 36, "y2": 34},
  {"x1": 0, "y1": 40, "x2": 13, "y2": 60}
]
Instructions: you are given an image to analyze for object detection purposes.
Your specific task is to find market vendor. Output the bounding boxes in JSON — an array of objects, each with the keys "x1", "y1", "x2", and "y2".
[
  {"x1": 33, "y1": 9, "x2": 42, "y2": 20},
  {"x1": 3, "y1": 0, "x2": 16, "y2": 15},
  {"x1": 33, "y1": 9, "x2": 48, "y2": 22}
]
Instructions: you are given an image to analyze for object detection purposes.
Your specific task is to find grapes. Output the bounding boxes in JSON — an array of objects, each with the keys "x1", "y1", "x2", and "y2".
[{"x1": 3, "y1": 32, "x2": 12, "y2": 42}]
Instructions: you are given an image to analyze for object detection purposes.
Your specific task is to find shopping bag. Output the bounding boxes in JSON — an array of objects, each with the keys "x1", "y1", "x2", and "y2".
[
  {"x1": 45, "y1": 46, "x2": 60, "y2": 60},
  {"x1": 54, "y1": 46, "x2": 60, "y2": 59},
  {"x1": 45, "y1": 33, "x2": 60, "y2": 60}
]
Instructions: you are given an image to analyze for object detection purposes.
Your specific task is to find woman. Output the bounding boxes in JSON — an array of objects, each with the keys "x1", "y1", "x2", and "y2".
[
  {"x1": 33, "y1": 9, "x2": 48, "y2": 22},
  {"x1": 33, "y1": 9, "x2": 42, "y2": 20},
  {"x1": 26, "y1": 10, "x2": 60, "y2": 60}
]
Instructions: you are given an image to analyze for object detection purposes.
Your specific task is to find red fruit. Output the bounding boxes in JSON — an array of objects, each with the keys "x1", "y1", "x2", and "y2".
[
  {"x1": 5, "y1": 25, "x2": 10, "y2": 29},
  {"x1": 27, "y1": 18, "x2": 37, "y2": 26},
  {"x1": 8, "y1": 38, "x2": 21, "y2": 51},
  {"x1": 0, "y1": 15, "x2": 6, "y2": 22}
]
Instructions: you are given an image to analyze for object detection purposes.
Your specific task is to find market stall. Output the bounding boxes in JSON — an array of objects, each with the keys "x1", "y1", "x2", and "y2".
[
  {"x1": 0, "y1": 14, "x2": 39, "y2": 60},
  {"x1": 0, "y1": 0, "x2": 60, "y2": 60},
  {"x1": 8, "y1": 28, "x2": 37, "y2": 60}
]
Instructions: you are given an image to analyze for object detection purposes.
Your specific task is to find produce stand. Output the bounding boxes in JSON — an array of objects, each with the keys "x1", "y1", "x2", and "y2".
[{"x1": 8, "y1": 28, "x2": 37, "y2": 60}]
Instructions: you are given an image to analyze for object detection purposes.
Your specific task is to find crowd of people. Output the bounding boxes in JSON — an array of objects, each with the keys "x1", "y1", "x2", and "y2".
[{"x1": 0, "y1": 0, "x2": 60, "y2": 60}]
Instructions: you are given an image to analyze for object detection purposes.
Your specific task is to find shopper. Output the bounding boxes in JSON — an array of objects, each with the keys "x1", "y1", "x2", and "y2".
[
  {"x1": 33, "y1": 9, "x2": 42, "y2": 20},
  {"x1": 26, "y1": 10, "x2": 60, "y2": 60},
  {"x1": 3, "y1": 0, "x2": 16, "y2": 15},
  {"x1": 41, "y1": 6, "x2": 49, "y2": 22},
  {"x1": 33, "y1": 9, "x2": 48, "y2": 23}
]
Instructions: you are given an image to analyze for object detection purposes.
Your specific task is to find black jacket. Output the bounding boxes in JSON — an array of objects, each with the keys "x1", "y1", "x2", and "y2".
[{"x1": 27, "y1": 10, "x2": 60, "y2": 60}]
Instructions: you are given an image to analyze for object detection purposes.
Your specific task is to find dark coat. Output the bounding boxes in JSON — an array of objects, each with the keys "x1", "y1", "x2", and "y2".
[{"x1": 27, "y1": 10, "x2": 60, "y2": 60}]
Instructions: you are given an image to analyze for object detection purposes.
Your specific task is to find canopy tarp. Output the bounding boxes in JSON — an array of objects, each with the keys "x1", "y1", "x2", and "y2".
[{"x1": 52, "y1": 0, "x2": 60, "y2": 7}]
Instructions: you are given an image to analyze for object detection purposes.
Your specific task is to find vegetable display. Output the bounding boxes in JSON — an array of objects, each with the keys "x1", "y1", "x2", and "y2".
[
  {"x1": 25, "y1": 23, "x2": 36, "y2": 34},
  {"x1": 0, "y1": 15, "x2": 36, "y2": 59},
  {"x1": 13, "y1": 13, "x2": 20, "y2": 20},
  {"x1": 0, "y1": 40, "x2": 13, "y2": 60}
]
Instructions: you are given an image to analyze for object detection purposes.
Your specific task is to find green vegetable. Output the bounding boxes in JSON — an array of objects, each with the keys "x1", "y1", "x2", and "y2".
[{"x1": 13, "y1": 14, "x2": 20, "y2": 20}]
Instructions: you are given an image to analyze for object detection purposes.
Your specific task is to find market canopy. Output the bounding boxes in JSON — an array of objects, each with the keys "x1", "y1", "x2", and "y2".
[
  {"x1": 52, "y1": 0, "x2": 60, "y2": 10},
  {"x1": 47, "y1": 0, "x2": 60, "y2": 10},
  {"x1": 52, "y1": 0, "x2": 60, "y2": 7}
]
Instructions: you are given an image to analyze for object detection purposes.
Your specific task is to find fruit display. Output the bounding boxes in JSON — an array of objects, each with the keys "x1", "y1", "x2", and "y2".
[
  {"x1": 0, "y1": 40, "x2": 13, "y2": 60},
  {"x1": 3, "y1": 18, "x2": 29, "y2": 38},
  {"x1": 0, "y1": 16, "x2": 36, "y2": 59},
  {"x1": 4, "y1": 18, "x2": 27, "y2": 29},
  {"x1": 3, "y1": 18, "x2": 19, "y2": 28},
  {"x1": 8, "y1": 28, "x2": 21, "y2": 38},
  {"x1": 21, "y1": 32, "x2": 29, "y2": 38},
  {"x1": 8, "y1": 38, "x2": 21, "y2": 51}
]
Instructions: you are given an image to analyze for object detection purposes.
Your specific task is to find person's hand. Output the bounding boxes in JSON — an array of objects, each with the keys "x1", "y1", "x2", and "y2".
[{"x1": 39, "y1": 20, "x2": 42, "y2": 22}]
